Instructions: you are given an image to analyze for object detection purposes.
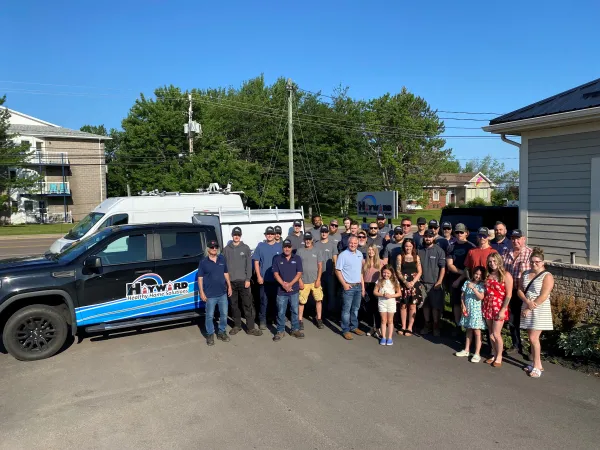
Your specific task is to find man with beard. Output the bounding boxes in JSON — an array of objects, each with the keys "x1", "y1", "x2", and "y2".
[
  {"x1": 381, "y1": 225, "x2": 405, "y2": 267},
  {"x1": 309, "y1": 214, "x2": 323, "y2": 242},
  {"x1": 418, "y1": 229, "x2": 447, "y2": 336},
  {"x1": 367, "y1": 221, "x2": 385, "y2": 256},
  {"x1": 315, "y1": 224, "x2": 339, "y2": 320},
  {"x1": 491, "y1": 221, "x2": 513, "y2": 255}
]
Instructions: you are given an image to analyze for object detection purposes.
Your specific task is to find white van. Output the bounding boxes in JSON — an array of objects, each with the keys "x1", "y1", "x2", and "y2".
[{"x1": 49, "y1": 192, "x2": 245, "y2": 253}]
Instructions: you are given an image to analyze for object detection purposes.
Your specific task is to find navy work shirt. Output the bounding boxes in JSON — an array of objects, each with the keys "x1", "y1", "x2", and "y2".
[
  {"x1": 272, "y1": 253, "x2": 303, "y2": 296},
  {"x1": 198, "y1": 254, "x2": 228, "y2": 298},
  {"x1": 491, "y1": 238, "x2": 513, "y2": 255}
]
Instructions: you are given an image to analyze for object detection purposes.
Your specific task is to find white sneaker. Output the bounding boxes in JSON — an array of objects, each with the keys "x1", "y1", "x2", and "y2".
[
  {"x1": 454, "y1": 350, "x2": 470, "y2": 357},
  {"x1": 470, "y1": 354, "x2": 481, "y2": 363}
]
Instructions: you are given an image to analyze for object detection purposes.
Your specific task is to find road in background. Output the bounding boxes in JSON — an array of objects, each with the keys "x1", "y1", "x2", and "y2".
[
  {"x1": 0, "y1": 235, "x2": 60, "y2": 258},
  {"x1": 1, "y1": 319, "x2": 599, "y2": 449}
]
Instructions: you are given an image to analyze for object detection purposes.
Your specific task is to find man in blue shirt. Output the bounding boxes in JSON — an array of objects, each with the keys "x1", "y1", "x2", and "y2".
[
  {"x1": 336, "y1": 235, "x2": 366, "y2": 340},
  {"x1": 253, "y1": 227, "x2": 283, "y2": 330},
  {"x1": 272, "y1": 239, "x2": 304, "y2": 341},
  {"x1": 491, "y1": 221, "x2": 513, "y2": 254},
  {"x1": 198, "y1": 239, "x2": 232, "y2": 346}
]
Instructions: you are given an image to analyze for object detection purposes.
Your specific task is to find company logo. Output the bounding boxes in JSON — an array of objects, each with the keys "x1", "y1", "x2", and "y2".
[
  {"x1": 357, "y1": 194, "x2": 393, "y2": 216},
  {"x1": 126, "y1": 273, "x2": 189, "y2": 300}
]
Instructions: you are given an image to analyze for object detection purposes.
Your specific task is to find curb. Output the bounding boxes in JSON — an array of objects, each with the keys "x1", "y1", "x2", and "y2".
[{"x1": 0, "y1": 234, "x2": 63, "y2": 241}]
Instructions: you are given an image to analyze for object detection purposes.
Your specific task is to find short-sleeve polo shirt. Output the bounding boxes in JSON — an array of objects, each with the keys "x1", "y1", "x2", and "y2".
[
  {"x1": 335, "y1": 249, "x2": 363, "y2": 284},
  {"x1": 272, "y1": 253, "x2": 304, "y2": 295},
  {"x1": 198, "y1": 254, "x2": 228, "y2": 298}
]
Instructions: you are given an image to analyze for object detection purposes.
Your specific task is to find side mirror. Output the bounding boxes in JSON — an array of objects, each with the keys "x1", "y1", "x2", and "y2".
[{"x1": 83, "y1": 256, "x2": 102, "y2": 269}]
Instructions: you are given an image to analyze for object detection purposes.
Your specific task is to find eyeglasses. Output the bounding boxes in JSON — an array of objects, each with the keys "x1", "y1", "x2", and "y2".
[
  {"x1": 531, "y1": 260, "x2": 543, "y2": 264},
  {"x1": 402, "y1": 224, "x2": 411, "y2": 227},
  {"x1": 369, "y1": 227, "x2": 378, "y2": 230},
  {"x1": 283, "y1": 245, "x2": 292, "y2": 249}
]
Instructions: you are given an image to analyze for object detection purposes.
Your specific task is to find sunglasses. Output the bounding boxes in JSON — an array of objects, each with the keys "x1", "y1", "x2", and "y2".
[
  {"x1": 443, "y1": 227, "x2": 452, "y2": 230},
  {"x1": 330, "y1": 224, "x2": 338, "y2": 227},
  {"x1": 456, "y1": 231, "x2": 465, "y2": 235},
  {"x1": 294, "y1": 225, "x2": 301, "y2": 227},
  {"x1": 478, "y1": 234, "x2": 489, "y2": 239},
  {"x1": 402, "y1": 224, "x2": 411, "y2": 227},
  {"x1": 531, "y1": 260, "x2": 543, "y2": 264},
  {"x1": 208, "y1": 245, "x2": 218, "y2": 249},
  {"x1": 283, "y1": 245, "x2": 292, "y2": 249},
  {"x1": 358, "y1": 235, "x2": 367, "y2": 238},
  {"x1": 369, "y1": 227, "x2": 378, "y2": 230},
  {"x1": 394, "y1": 232, "x2": 403, "y2": 235}
]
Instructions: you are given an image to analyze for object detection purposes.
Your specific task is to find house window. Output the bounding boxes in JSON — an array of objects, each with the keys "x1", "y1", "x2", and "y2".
[
  {"x1": 479, "y1": 188, "x2": 488, "y2": 199},
  {"x1": 24, "y1": 201, "x2": 34, "y2": 212},
  {"x1": 433, "y1": 190, "x2": 440, "y2": 201},
  {"x1": 9, "y1": 169, "x2": 17, "y2": 180}
]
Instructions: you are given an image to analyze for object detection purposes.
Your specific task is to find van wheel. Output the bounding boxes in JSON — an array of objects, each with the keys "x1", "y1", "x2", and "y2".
[{"x1": 2, "y1": 304, "x2": 68, "y2": 361}]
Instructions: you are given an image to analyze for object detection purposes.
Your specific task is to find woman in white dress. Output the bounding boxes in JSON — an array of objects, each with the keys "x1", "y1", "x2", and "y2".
[{"x1": 517, "y1": 247, "x2": 554, "y2": 378}]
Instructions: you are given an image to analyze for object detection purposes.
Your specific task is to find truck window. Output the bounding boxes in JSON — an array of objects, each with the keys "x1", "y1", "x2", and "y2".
[
  {"x1": 98, "y1": 213, "x2": 129, "y2": 230},
  {"x1": 96, "y1": 234, "x2": 148, "y2": 266},
  {"x1": 158, "y1": 231, "x2": 204, "y2": 259}
]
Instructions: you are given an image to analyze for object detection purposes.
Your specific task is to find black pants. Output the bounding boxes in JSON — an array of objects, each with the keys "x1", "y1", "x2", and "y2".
[
  {"x1": 508, "y1": 289, "x2": 522, "y2": 351},
  {"x1": 322, "y1": 273, "x2": 338, "y2": 317},
  {"x1": 230, "y1": 280, "x2": 255, "y2": 329},
  {"x1": 362, "y1": 282, "x2": 381, "y2": 329}
]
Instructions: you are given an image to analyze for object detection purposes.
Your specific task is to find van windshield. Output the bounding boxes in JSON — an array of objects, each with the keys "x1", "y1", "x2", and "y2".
[
  {"x1": 57, "y1": 228, "x2": 114, "y2": 263},
  {"x1": 65, "y1": 212, "x2": 105, "y2": 240}
]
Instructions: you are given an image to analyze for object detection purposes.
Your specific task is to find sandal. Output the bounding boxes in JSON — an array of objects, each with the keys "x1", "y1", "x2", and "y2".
[
  {"x1": 492, "y1": 361, "x2": 502, "y2": 368},
  {"x1": 397, "y1": 329, "x2": 405, "y2": 336},
  {"x1": 404, "y1": 330, "x2": 413, "y2": 337},
  {"x1": 523, "y1": 365, "x2": 544, "y2": 373},
  {"x1": 529, "y1": 367, "x2": 543, "y2": 378},
  {"x1": 484, "y1": 357, "x2": 496, "y2": 364}
]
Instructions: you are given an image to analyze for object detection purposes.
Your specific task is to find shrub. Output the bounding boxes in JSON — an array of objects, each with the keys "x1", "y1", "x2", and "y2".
[
  {"x1": 442, "y1": 203, "x2": 456, "y2": 210},
  {"x1": 558, "y1": 326, "x2": 600, "y2": 360},
  {"x1": 465, "y1": 198, "x2": 490, "y2": 208},
  {"x1": 551, "y1": 293, "x2": 588, "y2": 332}
]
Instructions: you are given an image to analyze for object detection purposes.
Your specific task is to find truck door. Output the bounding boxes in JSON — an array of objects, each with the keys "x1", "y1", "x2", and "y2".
[
  {"x1": 76, "y1": 231, "x2": 154, "y2": 326},
  {"x1": 152, "y1": 228, "x2": 213, "y2": 313}
]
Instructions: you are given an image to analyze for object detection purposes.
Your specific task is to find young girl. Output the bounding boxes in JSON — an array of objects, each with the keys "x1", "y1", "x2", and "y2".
[
  {"x1": 454, "y1": 266, "x2": 487, "y2": 363},
  {"x1": 373, "y1": 265, "x2": 402, "y2": 346},
  {"x1": 395, "y1": 239, "x2": 423, "y2": 336},
  {"x1": 483, "y1": 252, "x2": 513, "y2": 367},
  {"x1": 362, "y1": 245, "x2": 382, "y2": 338}
]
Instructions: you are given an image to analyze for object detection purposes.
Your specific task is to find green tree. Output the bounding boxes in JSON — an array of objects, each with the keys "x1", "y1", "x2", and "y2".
[
  {"x1": 80, "y1": 124, "x2": 125, "y2": 197},
  {"x1": 0, "y1": 96, "x2": 39, "y2": 216}
]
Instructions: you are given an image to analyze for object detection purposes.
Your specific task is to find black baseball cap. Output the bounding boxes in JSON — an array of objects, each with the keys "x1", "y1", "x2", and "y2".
[
  {"x1": 265, "y1": 226, "x2": 275, "y2": 234},
  {"x1": 304, "y1": 232, "x2": 313, "y2": 241},
  {"x1": 510, "y1": 229, "x2": 523, "y2": 238},
  {"x1": 376, "y1": 213, "x2": 385, "y2": 220},
  {"x1": 293, "y1": 220, "x2": 302, "y2": 226},
  {"x1": 429, "y1": 219, "x2": 439, "y2": 228},
  {"x1": 424, "y1": 229, "x2": 436, "y2": 237},
  {"x1": 208, "y1": 240, "x2": 219, "y2": 248},
  {"x1": 394, "y1": 226, "x2": 403, "y2": 234},
  {"x1": 417, "y1": 217, "x2": 427, "y2": 225},
  {"x1": 231, "y1": 227, "x2": 242, "y2": 236},
  {"x1": 441, "y1": 221, "x2": 452, "y2": 229},
  {"x1": 320, "y1": 225, "x2": 329, "y2": 233},
  {"x1": 274, "y1": 225, "x2": 282, "y2": 234},
  {"x1": 478, "y1": 227, "x2": 490, "y2": 236},
  {"x1": 282, "y1": 239, "x2": 293, "y2": 248}
]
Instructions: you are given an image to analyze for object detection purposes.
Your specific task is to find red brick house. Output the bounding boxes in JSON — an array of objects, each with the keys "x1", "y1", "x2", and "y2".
[{"x1": 408, "y1": 172, "x2": 495, "y2": 210}]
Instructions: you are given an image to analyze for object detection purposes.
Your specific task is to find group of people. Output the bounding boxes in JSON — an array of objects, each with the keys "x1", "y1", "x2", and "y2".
[{"x1": 197, "y1": 214, "x2": 554, "y2": 378}]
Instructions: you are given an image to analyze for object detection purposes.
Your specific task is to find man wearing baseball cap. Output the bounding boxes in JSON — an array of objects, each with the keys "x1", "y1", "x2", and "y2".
[
  {"x1": 441, "y1": 221, "x2": 456, "y2": 245},
  {"x1": 502, "y1": 229, "x2": 533, "y2": 355},
  {"x1": 446, "y1": 223, "x2": 476, "y2": 331},
  {"x1": 198, "y1": 239, "x2": 232, "y2": 346},
  {"x1": 464, "y1": 227, "x2": 498, "y2": 273},
  {"x1": 418, "y1": 229, "x2": 447, "y2": 336},
  {"x1": 252, "y1": 226, "x2": 283, "y2": 330},
  {"x1": 297, "y1": 232, "x2": 325, "y2": 330},
  {"x1": 286, "y1": 219, "x2": 305, "y2": 252},
  {"x1": 413, "y1": 217, "x2": 427, "y2": 249},
  {"x1": 315, "y1": 224, "x2": 339, "y2": 319},
  {"x1": 274, "y1": 225, "x2": 283, "y2": 244},
  {"x1": 428, "y1": 219, "x2": 448, "y2": 252},
  {"x1": 381, "y1": 225, "x2": 405, "y2": 267},
  {"x1": 376, "y1": 213, "x2": 392, "y2": 241},
  {"x1": 223, "y1": 227, "x2": 262, "y2": 336},
  {"x1": 272, "y1": 239, "x2": 304, "y2": 341}
]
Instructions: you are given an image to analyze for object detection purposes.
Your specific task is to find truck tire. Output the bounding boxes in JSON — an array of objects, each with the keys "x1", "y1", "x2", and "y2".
[{"x1": 2, "y1": 304, "x2": 68, "y2": 361}]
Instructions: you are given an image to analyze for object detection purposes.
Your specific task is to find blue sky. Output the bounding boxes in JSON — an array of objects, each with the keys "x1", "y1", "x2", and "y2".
[{"x1": 3, "y1": 0, "x2": 600, "y2": 171}]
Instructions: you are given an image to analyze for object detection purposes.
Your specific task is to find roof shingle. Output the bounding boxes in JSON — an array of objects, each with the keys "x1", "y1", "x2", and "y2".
[{"x1": 8, "y1": 124, "x2": 109, "y2": 140}]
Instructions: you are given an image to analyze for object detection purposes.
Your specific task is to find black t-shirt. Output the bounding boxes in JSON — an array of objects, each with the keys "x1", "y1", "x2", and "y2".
[{"x1": 447, "y1": 240, "x2": 476, "y2": 274}]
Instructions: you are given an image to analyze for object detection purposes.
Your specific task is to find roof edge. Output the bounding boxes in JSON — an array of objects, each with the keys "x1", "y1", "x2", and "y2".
[
  {"x1": 2, "y1": 107, "x2": 60, "y2": 127},
  {"x1": 483, "y1": 106, "x2": 600, "y2": 134}
]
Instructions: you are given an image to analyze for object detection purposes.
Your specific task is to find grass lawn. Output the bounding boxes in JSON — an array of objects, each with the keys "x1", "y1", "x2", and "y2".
[
  {"x1": 318, "y1": 209, "x2": 442, "y2": 225},
  {"x1": 0, "y1": 223, "x2": 75, "y2": 236}
]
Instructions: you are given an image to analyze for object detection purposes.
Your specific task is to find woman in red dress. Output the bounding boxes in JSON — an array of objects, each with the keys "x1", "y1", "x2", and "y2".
[{"x1": 483, "y1": 252, "x2": 513, "y2": 367}]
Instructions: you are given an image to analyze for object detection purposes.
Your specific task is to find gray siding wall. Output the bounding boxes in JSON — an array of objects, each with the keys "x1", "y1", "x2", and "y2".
[{"x1": 528, "y1": 130, "x2": 600, "y2": 264}]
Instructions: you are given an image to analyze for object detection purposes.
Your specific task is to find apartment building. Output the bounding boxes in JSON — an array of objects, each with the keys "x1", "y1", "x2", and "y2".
[{"x1": 5, "y1": 108, "x2": 109, "y2": 224}]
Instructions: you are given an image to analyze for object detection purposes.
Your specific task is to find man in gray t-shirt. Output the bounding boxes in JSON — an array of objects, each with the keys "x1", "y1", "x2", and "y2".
[
  {"x1": 296, "y1": 232, "x2": 325, "y2": 329},
  {"x1": 381, "y1": 225, "x2": 405, "y2": 268},
  {"x1": 418, "y1": 229, "x2": 447, "y2": 336},
  {"x1": 315, "y1": 225, "x2": 339, "y2": 320}
]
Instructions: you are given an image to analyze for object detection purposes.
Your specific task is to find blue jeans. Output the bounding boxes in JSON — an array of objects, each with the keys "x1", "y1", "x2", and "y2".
[
  {"x1": 205, "y1": 294, "x2": 228, "y2": 335},
  {"x1": 276, "y1": 293, "x2": 300, "y2": 333},
  {"x1": 341, "y1": 285, "x2": 362, "y2": 333}
]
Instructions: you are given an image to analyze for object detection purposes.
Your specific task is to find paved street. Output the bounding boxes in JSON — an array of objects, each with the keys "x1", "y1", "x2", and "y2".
[
  {"x1": 0, "y1": 235, "x2": 60, "y2": 258},
  {"x1": 1, "y1": 317, "x2": 599, "y2": 450}
]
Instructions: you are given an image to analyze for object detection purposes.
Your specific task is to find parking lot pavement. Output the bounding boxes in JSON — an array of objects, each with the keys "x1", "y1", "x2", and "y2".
[
  {"x1": 1, "y1": 320, "x2": 599, "y2": 450},
  {"x1": 0, "y1": 236, "x2": 59, "y2": 258}
]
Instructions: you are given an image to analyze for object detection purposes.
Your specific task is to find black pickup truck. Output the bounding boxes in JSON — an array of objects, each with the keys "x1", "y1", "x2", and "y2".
[{"x1": 0, "y1": 223, "x2": 217, "y2": 361}]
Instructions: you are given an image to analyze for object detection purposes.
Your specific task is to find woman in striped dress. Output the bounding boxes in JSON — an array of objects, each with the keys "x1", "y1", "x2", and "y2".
[{"x1": 518, "y1": 247, "x2": 555, "y2": 378}]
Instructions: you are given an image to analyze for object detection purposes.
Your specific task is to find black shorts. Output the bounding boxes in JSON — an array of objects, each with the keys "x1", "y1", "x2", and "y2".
[{"x1": 449, "y1": 277, "x2": 465, "y2": 306}]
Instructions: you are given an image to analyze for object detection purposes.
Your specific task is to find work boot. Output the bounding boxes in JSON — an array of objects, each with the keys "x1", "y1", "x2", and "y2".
[
  {"x1": 259, "y1": 321, "x2": 267, "y2": 330},
  {"x1": 217, "y1": 332, "x2": 231, "y2": 342},
  {"x1": 352, "y1": 328, "x2": 365, "y2": 336},
  {"x1": 343, "y1": 332, "x2": 353, "y2": 340},
  {"x1": 273, "y1": 331, "x2": 285, "y2": 342},
  {"x1": 420, "y1": 323, "x2": 432, "y2": 335},
  {"x1": 316, "y1": 319, "x2": 324, "y2": 329},
  {"x1": 291, "y1": 330, "x2": 305, "y2": 339},
  {"x1": 299, "y1": 320, "x2": 305, "y2": 331},
  {"x1": 246, "y1": 328, "x2": 263, "y2": 336},
  {"x1": 206, "y1": 334, "x2": 215, "y2": 346},
  {"x1": 229, "y1": 326, "x2": 242, "y2": 336}
]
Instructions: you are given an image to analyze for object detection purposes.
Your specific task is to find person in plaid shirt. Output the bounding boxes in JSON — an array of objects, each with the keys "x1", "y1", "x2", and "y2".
[{"x1": 502, "y1": 229, "x2": 533, "y2": 355}]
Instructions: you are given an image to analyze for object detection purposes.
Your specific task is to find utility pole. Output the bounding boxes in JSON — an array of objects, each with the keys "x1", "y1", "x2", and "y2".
[
  {"x1": 184, "y1": 93, "x2": 201, "y2": 154},
  {"x1": 287, "y1": 78, "x2": 295, "y2": 209}
]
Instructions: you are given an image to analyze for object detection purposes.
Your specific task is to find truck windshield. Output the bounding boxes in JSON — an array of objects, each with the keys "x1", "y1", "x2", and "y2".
[
  {"x1": 56, "y1": 228, "x2": 114, "y2": 263},
  {"x1": 65, "y1": 212, "x2": 105, "y2": 240}
]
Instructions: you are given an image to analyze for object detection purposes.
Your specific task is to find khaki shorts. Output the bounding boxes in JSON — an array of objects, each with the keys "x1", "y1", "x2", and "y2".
[{"x1": 299, "y1": 282, "x2": 324, "y2": 304}]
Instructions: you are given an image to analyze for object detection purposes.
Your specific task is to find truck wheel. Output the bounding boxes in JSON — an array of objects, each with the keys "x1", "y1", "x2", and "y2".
[{"x1": 2, "y1": 304, "x2": 68, "y2": 361}]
